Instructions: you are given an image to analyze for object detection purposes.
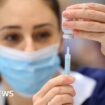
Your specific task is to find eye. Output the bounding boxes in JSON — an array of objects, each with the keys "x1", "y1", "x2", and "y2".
[
  {"x1": 3, "y1": 33, "x2": 22, "y2": 43},
  {"x1": 33, "y1": 31, "x2": 52, "y2": 42}
]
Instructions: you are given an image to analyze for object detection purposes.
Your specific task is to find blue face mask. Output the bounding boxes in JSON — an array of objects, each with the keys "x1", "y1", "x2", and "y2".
[{"x1": 0, "y1": 44, "x2": 61, "y2": 97}]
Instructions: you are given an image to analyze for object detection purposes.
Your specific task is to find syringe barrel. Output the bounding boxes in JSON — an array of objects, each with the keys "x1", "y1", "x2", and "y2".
[{"x1": 65, "y1": 48, "x2": 71, "y2": 75}]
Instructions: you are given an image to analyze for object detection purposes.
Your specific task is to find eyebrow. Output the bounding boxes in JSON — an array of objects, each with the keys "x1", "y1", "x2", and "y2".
[
  {"x1": 33, "y1": 24, "x2": 53, "y2": 29},
  {"x1": 0, "y1": 26, "x2": 21, "y2": 30},
  {"x1": 0, "y1": 23, "x2": 53, "y2": 31}
]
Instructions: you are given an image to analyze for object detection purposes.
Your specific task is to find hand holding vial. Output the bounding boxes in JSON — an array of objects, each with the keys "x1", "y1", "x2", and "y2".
[{"x1": 63, "y1": 3, "x2": 105, "y2": 56}]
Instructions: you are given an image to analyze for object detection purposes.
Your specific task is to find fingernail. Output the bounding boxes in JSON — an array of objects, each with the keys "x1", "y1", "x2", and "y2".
[
  {"x1": 62, "y1": 11, "x2": 71, "y2": 18},
  {"x1": 64, "y1": 76, "x2": 75, "y2": 83},
  {"x1": 62, "y1": 11, "x2": 69, "y2": 16}
]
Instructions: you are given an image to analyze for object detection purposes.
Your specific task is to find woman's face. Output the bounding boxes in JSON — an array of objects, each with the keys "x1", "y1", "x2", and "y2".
[{"x1": 0, "y1": 0, "x2": 61, "y2": 51}]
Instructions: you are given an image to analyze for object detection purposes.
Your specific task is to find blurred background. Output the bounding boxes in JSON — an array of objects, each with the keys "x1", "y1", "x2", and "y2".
[{"x1": 59, "y1": 0, "x2": 105, "y2": 70}]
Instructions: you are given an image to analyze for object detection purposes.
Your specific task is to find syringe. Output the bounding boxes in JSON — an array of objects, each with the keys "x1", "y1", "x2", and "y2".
[
  {"x1": 63, "y1": 28, "x2": 72, "y2": 75},
  {"x1": 65, "y1": 46, "x2": 71, "y2": 75}
]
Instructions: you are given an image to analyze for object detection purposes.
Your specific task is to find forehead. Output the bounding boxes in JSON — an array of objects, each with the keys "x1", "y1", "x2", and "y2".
[{"x1": 0, "y1": 0, "x2": 58, "y2": 28}]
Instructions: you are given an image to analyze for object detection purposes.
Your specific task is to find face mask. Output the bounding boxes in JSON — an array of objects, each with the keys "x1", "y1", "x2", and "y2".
[{"x1": 0, "y1": 44, "x2": 61, "y2": 97}]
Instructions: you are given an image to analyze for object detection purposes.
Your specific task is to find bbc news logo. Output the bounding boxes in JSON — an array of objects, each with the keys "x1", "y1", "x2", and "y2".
[{"x1": 0, "y1": 91, "x2": 14, "y2": 97}]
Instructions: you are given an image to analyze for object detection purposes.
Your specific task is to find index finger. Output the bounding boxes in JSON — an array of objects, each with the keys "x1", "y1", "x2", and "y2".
[
  {"x1": 36, "y1": 75, "x2": 74, "y2": 97},
  {"x1": 66, "y1": 3, "x2": 105, "y2": 13}
]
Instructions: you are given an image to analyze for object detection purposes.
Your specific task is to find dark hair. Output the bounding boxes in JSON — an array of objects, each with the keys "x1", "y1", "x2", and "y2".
[{"x1": 44, "y1": 0, "x2": 61, "y2": 30}]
